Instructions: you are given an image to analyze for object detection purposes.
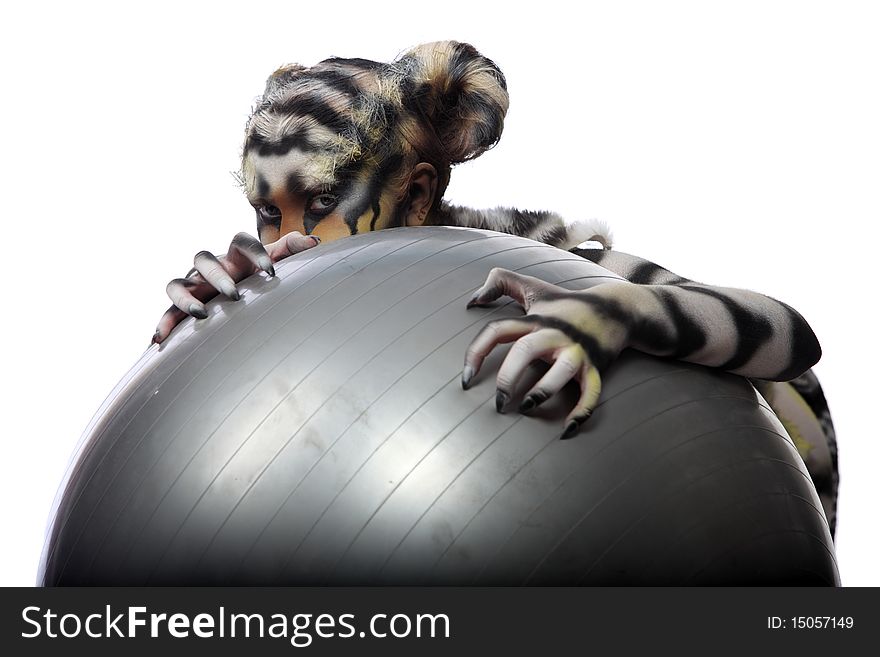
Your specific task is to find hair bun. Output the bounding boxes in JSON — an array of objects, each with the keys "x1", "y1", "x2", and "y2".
[{"x1": 395, "y1": 41, "x2": 509, "y2": 165}]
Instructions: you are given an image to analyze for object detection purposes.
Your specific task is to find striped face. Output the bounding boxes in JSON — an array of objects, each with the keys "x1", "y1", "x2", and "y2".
[
  {"x1": 243, "y1": 148, "x2": 408, "y2": 244},
  {"x1": 241, "y1": 56, "x2": 414, "y2": 245},
  {"x1": 240, "y1": 42, "x2": 509, "y2": 246}
]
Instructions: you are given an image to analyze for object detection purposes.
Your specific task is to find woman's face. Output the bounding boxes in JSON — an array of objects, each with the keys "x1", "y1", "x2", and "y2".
[{"x1": 243, "y1": 144, "x2": 410, "y2": 246}]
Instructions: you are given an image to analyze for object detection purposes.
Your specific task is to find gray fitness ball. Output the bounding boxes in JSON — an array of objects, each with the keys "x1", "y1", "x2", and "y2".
[{"x1": 39, "y1": 227, "x2": 838, "y2": 585}]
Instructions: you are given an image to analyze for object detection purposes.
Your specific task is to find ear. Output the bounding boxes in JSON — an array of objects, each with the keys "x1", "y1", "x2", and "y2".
[{"x1": 403, "y1": 162, "x2": 438, "y2": 226}]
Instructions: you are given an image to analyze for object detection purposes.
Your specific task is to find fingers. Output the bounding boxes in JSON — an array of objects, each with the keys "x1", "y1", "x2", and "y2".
[
  {"x1": 197, "y1": 229, "x2": 316, "y2": 303},
  {"x1": 495, "y1": 329, "x2": 569, "y2": 412},
  {"x1": 560, "y1": 365, "x2": 602, "y2": 440},
  {"x1": 265, "y1": 231, "x2": 321, "y2": 263},
  {"x1": 154, "y1": 274, "x2": 214, "y2": 345},
  {"x1": 461, "y1": 318, "x2": 536, "y2": 389},
  {"x1": 462, "y1": 317, "x2": 602, "y2": 439},
  {"x1": 517, "y1": 345, "x2": 585, "y2": 413},
  {"x1": 226, "y1": 232, "x2": 276, "y2": 277},
  {"x1": 157, "y1": 251, "x2": 239, "y2": 345},
  {"x1": 193, "y1": 251, "x2": 240, "y2": 301},
  {"x1": 152, "y1": 305, "x2": 188, "y2": 344},
  {"x1": 166, "y1": 278, "x2": 209, "y2": 318},
  {"x1": 467, "y1": 268, "x2": 558, "y2": 312},
  {"x1": 464, "y1": 270, "x2": 609, "y2": 437},
  {"x1": 221, "y1": 230, "x2": 319, "y2": 283},
  {"x1": 152, "y1": 230, "x2": 318, "y2": 346},
  {"x1": 495, "y1": 335, "x2": 602, "y2": 441}
]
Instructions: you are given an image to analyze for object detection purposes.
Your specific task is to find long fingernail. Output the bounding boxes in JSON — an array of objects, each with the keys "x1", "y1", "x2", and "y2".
[
  {"x1": 258, "y1": 256, "x2": 275, "y2": 277},
  {"x1": 220, "y1": 282, "x2": 240, "y2": 301},
  {"x1": 559, "y1": 410, "x2": 592, "y2": 440},
  {"x1": 311, "y1": 235, "x2": 321, "y2": 245},
  {"x1": 461, "y1": 365, "x2": 475, "y2": 389},
  {"x1": 466, "y1": 290, "x2": 482, "y2": 309},
  {"x1": 495, "y1": 390, "x2": 509, "y2": 413},
  {"x1": 559, "y1": 420, "x2": 580, "y2": 440},
  {"x1": 521, "y1": 391, "x2": 550, "y2": 413},
  {"x1": 189, "y1": 303, "x2": 208, "y2": 319},
  {"x1": 518, "y1": 396, "x2": 536, "y2": 413},
  {"x1": 151, "y1": 330, "x2": 161, "y2": 345}
]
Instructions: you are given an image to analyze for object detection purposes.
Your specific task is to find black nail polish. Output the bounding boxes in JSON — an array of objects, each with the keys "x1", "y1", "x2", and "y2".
[
  {"x1": 495, "y1": 390, "x2": 509, "y2": 413},
  {"x1": 188, "y1": 304, "x2": 208, "y2": 320},
  {"x1": 461, "y1": 365, "x2": 475, "y2": 389},
  {"x1": 519, "y1": 396, "x2": 536, "y2": 413},
  {"x1": 151, "y1": 330, "x2": 160, "y2": 345},
  {"x1": 559, "y1": 420, "x2": 580, "y2": 440},
  {"x1": 220, "y1": 282, "x2": 240, "y2": 301}
]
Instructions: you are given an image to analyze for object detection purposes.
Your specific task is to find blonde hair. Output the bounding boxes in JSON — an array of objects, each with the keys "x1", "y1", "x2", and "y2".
[{"x1": 243, "y1": 41, "x2": 509, "y2": 206}]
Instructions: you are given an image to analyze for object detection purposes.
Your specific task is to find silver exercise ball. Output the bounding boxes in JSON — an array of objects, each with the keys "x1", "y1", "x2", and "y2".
[{"x1": 39, "y1": 227, "x2": 838, "y2": 585}]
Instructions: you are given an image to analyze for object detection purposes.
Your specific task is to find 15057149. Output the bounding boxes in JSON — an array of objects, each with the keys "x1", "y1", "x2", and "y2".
[{"x1": 768, "y1": 617, "x2": 854, "y2": 630}]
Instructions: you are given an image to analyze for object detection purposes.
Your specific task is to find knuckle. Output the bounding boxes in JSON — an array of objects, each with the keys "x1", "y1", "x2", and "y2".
[
  {"x1": 289, "y1": 233, "x2": 311, "y2": 249},
  {"x1": 557, "y1": 359, "x2": 579, "y2": 378},
  {"x1": 496, "y1": 374, "x2": 514, "y2": 390},
  {"x1": 510, "y1": 337, "x2": 534, "y2": 356},
  {"x1": 166, "y1": 278, "x2": 188, "y2": 292},
  {"x1": 486, "y1": 267, "x2": 506, "y2": 284},
  {"x1": 464, "y1": 342, "x2": 485, "y2": 362},
  {"x1": 540, "y1": 327, "x2": 565, "y2": 343},
  {"x1": 232, "y1": 232, "x2": 261, "y2": 250},
  {"x1": 496, "y1": 367, "x2": 517, "y2": 389},
  {"x1": 482, "y1": 320, "x2": 501, "y2": 338}
]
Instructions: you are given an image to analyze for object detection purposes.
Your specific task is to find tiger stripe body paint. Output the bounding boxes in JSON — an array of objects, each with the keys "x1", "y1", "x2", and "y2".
[{"x1": 230, "y1": 40, "x2": 837, "y2": 536}]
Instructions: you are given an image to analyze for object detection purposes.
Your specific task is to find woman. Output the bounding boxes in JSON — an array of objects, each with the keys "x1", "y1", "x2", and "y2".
[{"x1": 152, "y1": 41, "x2": 836, "y2": 532}]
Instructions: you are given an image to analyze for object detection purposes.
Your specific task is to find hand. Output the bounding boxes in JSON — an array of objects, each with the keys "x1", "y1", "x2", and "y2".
[
  {"x1": 462, "y1": 268, "x2": 634, "y2": 439},
  {"x1": 152, "y1": 231, "x2": 320, "y2": 344}
]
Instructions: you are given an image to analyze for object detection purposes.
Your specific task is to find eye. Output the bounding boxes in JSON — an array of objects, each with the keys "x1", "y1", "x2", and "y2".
[
  {"x1": 308, "y1": 194, "x2": 339, "y2": 214},
  {"x1": 257, "y1": 204, "x2": 282, "y2": 222}
]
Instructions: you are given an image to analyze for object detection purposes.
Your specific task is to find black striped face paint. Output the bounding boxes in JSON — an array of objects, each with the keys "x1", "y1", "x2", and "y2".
[
  {"x1": 240, "y1": 42, "x2": 509, "y2": 246},
  {"x1": 241, "y1": 56, "x2": 415, "y2": 245},
  {"x1": 243, "y1": 149, "x2": 409, "y2": 244}
]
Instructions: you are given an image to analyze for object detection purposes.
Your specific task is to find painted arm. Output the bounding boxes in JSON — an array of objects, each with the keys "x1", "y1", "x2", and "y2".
[
  {"x1": 462, "y1": 249, "x2": 821, "y2": 438},
  {"x1": 572, "y1": 248, "x2": 821, "y2": 381}
]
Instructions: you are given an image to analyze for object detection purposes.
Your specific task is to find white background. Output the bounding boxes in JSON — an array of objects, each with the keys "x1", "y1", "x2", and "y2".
[{"x1": 1, "y1": 0, "x2": 877, "y2": 585}]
